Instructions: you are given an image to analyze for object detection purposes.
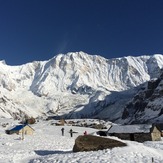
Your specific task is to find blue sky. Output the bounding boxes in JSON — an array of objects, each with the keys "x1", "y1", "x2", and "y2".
[{"x1": 0, "y1": 0, "x2": 163, "y2": 65}]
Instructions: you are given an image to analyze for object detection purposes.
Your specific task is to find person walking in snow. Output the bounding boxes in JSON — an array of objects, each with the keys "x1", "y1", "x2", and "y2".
[
  {"x1": 84, "y1": 131, "x2": 87, "y2": 135},
  {"x1": 70, "y1": 129, "x2": 73, "y2": 137},
  {"x1": 61, "y1": 128, "x2": 64, "y2": 136}
]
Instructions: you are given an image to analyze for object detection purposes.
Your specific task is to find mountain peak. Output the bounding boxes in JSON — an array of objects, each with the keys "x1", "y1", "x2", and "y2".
[
  {"x1": 0, "y1": 60, "x2": 6, "y2": 65},
  {"x1": 0, "y1": 53, "x2": 163, "y2": 122}
]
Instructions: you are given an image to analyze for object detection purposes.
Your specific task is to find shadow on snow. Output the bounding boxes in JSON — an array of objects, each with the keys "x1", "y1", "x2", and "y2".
[{"x1": 34, "y1": 150, "x2": 72, "y2": 156}]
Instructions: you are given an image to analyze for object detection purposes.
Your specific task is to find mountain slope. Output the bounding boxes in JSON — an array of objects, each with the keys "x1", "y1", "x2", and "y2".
[
  {"x1": 0, "y1": 52, "x2": 163, "y2": 121},
  {"x1": 121, "y1": 69, "x2": 163, "y2": 124}
]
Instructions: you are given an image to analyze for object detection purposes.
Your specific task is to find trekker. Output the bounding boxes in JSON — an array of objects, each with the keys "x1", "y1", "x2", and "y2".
[
  {"x1": 61, "y1": 128, "x2": 64, "y2": 136},
  {"x1": 70, "y1": 129, "x2": 73, "y2": 137},
  {"x1": 84, "y1": 131, "x2": 87, "y2": 135}
]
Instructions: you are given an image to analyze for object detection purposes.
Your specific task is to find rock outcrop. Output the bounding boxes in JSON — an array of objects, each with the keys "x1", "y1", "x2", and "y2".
[
  {"x1": 122, "y1": 69, "x2": 163, "y2": 124},
  {"x1": 73, "y1": 135, "x2": 127, "y2": 152}
]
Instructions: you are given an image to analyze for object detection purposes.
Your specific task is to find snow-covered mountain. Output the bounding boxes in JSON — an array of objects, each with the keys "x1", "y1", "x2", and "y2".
[
  {"x1": 121, "y1": 69, "x2": 163, "y2": 124},
  {"x1": 0, "y1": 52, "x2": 163, "y2": 123}
]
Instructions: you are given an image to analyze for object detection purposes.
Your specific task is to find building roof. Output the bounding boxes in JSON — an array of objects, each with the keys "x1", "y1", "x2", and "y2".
[
  {"x1": 10, "y1": 125, "x2": 25, "y2": 131},
  {"x1": 10, "y1": 124, "x2": 34, "y2": 131},
  {"x1": 108, "y1": 124, "x2": 154, "y2": 134}
]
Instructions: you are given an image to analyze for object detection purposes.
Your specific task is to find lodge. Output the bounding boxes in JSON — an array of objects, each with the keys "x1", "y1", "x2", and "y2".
[
  {"x1": 107, "y1": 124, "x2": 161, "y2": 142},
  {"x1": 6, "y1": 124, "x2": 34, "y2": 135}
]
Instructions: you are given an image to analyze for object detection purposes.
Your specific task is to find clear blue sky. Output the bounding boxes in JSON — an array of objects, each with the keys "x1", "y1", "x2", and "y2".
[{"x1": 0, "y1": 0, "x2": 163, "y2": 65}]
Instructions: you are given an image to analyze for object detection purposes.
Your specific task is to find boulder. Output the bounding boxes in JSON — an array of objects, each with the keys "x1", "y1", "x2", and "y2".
[{"x1": 73, "y1": 135, "x2": 127, "y2": 152}]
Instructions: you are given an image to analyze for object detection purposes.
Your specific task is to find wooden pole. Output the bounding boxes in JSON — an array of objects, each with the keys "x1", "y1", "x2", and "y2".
[{"x1": 22, "y1": 126, "x2": 24, "y2": 140}]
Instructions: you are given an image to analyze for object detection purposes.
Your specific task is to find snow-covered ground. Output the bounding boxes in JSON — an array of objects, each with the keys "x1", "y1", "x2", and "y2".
[{"x1": 0, "y1": 119, "x2": 163, "y2": 163}]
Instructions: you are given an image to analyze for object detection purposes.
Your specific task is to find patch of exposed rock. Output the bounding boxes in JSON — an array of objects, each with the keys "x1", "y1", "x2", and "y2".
[
  {"x1": 122, "y1": 70, "x2": 163, "y2": 124},
  {"x1": 73, "y1": 135, "x2": 127, "y2": 152}
]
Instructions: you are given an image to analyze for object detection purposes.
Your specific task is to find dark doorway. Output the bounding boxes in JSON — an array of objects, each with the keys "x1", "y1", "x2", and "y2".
[{"x1": 130, "y1": 134, "x2": 134, "y2": 141}]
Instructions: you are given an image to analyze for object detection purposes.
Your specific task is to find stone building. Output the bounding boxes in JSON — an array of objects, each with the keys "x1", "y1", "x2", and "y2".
[
  {"x1": 6, "y1": 124, "x2": 34, "y2": 135},
  {"x1": 107, "y1": 124, "x2": 161, "y2": 142}
]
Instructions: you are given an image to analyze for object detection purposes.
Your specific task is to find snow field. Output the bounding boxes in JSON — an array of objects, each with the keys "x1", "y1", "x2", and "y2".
[{"x1": 0, "y1": 119, "x2": 163, "y2": 163}]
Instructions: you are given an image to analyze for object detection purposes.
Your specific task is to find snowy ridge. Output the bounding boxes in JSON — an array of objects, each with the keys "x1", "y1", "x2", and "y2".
[
  {"x1": 121, "y1": 69, "x2": 163, "y2": 124},
  {"x1": 0, "y1": 52, "x2": 163, "y2": 121}
]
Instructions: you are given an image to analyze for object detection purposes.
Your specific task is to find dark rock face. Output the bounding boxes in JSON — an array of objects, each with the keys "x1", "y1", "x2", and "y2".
[
  {"x1": 121, "y1": 70, "x2": 163, "y2": 124},
  {"x1": 73, "y1": 135, "x2": 127, "y2": 152}
]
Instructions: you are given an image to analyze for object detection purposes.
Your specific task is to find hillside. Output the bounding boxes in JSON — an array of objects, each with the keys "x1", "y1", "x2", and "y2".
[
  {"x1": 0, "y1": 52, "x2": 163, "y2": 123},
  {"x1": 121, "y1": 69, "x2": 163, "y2": 124}
]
